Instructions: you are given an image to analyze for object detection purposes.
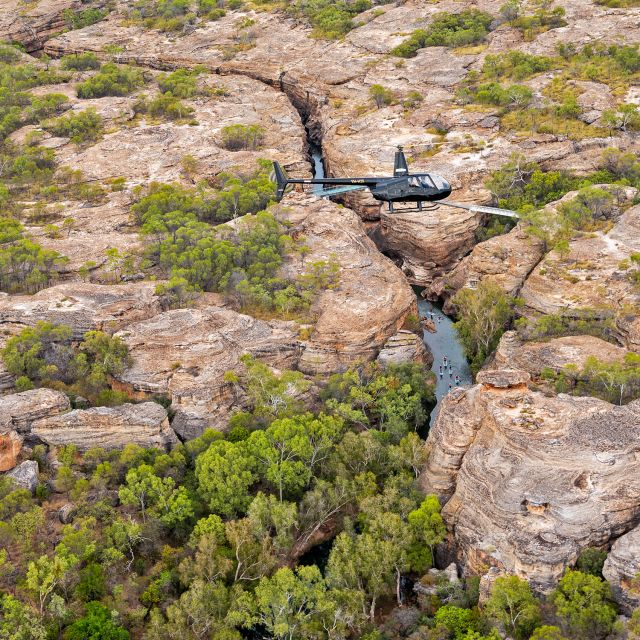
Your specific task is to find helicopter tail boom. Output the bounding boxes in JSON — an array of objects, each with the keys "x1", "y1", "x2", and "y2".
[{"x1": 272, "y1": 162, "x2": 290, "y2": 201}]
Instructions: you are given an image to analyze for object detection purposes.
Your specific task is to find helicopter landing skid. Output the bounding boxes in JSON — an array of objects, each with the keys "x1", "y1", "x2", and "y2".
[{"x1": 387, "y1": 202, "x2": 439, "y2": 213}]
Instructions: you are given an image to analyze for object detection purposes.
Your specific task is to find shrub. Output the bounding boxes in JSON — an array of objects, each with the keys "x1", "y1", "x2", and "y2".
[
  {"x1": 44, "y1": 108, "x2": 104, "y2": 144},
  {"x1": 219, "y1": 123, "x2": 265, "y2": 150},
  {"x1": 1, "y1": 323, "x2": 132, "y2": 404},
  {"x1": 76, "y1": 63, "x2": 144, "y2": 99},
  {"x1": 63, "y1": 7, "x2": 110, "y2": 29},
  {"x1": 369, "y1": 84, "x2": 397, "y2": 108},
  {"x1": 157, "y1": 67, "x2": 205, "y2": 98},
  {"x1": 482, "y1": 51, "x2": 554, "y2": 81},
  {"x1": 0, "y1": 217, "x2": 67, "y2": 293},
  {"x1": 60, "y1": 52, "x2": 101, "y2": 71},
  {"x1": 392, "y1": 10, "x2": 494, "y2": 57},
  {"x1": 135, "y1": 93, "x2": 195, "y2": 121}
]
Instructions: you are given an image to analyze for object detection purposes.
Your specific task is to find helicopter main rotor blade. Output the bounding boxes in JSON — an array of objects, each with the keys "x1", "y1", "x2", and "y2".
[{"x1": 438, "y1": 200, "x2": 520, "y2": 219}]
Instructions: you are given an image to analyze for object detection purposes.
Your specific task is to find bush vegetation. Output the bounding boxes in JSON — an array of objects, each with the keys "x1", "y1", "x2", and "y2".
[
  {"x1": 0, "y1": 348, "x2": 626, "y2": 639},
  {"x1": 129, "y1": 0, "x2": 238, "y2": 32},
  {"x1": 60, "y1": 52, "x2": 102, "y2": 71},
  {"x1": 43, "y1": 108, "x2": 104, "y2": 144},
  {"x1": 76, "y1": 63, "x2": 144, "y2": 99},
  {"x1": 2, "y1": 322, "x2": 132, "y2": 405},
  {"x1": 134, "y1": 93, "x2": 195, "y2": 122},
  {"x1": 450, "y1": 280, "x2": 517, "y2": 374},
  {"x1": 369, "y1": 84, "x2": 397, "y2": 108},
  {"x1": 219, "y1": 123, "x2": 265, "y2": 151},
  {"x1": 63, "y1": 6, "x2": 110, "y2": 30},
  {"x1": 540, "y1": 353, "x2": 640, "y2": 406},
  {"x1": 0, "y1": 217, "x2": 67, "y2": 294},
  {"x1": 157, "y1": 66, "x2": 207, "y2": 98},
  {"x1": 392, "y1": 9, "x2": 494, "y2": 58}
]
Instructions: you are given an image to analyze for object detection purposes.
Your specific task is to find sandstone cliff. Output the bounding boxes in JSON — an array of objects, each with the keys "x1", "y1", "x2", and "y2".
[{"x1": 422, "y1": 369, "x2": 640, "y2": 591}]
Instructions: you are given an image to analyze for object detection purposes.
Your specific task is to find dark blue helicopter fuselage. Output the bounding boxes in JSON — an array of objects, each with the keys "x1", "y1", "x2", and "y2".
[{"x1": 370, "y1": 175, "x2": 452, "y2": 203}]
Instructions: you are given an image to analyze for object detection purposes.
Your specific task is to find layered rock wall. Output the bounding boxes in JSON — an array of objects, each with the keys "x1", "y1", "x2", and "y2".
[{"x1": 422, "y1": 369, "x2": 640, "y2": 591}]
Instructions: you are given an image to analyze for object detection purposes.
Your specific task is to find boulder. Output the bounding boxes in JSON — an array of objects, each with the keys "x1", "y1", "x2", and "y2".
[
  {"x1": 377, "y1": 330, "x2": 433, "y2": 368},
  {"x1": 31, "y1": 402, "x2": 178, "y2": 450},
  {"x1": 0, "y1": 431, "x2": 22, "y2": 472},
  {"x1": 114, "y1": 307, "x2": 300, "y2": 440},
  {"x1": 422, "y1": 370, "x2": 640, "y2": 591},
  {"x1": 6, "y1": 460, "x2": 39, "y2": 493},
  {"x1": 414, "y1": 562, "x2": 460, "y2": 597},
  {"x1": 0, "y1": 389, "x2": 70, "y2": 434},
  {"x1": 58, "y1": 503, "x2": 78, "y2": 524},
  {"x1": 378, "y1": 207, "x2": 481, "y2": 287},
  {"x1": 603, "y1": 526, "x2": 640, "y2": 614}
]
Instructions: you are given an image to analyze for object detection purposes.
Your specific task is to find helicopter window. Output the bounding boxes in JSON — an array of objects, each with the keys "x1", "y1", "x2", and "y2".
[
  {"x1": 430, "y1": 174, "x2": 450, "y2": 189},
  {"x1": 409, "y1": 177, "x2": 421, "y2": 187},
  {"x1": 419, "y1": 175, "x2": 436, "y2": 188}
]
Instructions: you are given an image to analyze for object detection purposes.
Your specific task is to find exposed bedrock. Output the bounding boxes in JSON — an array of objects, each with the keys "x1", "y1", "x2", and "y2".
[
  {"x1": 422, "y1": 368, "x2": 640, "y2": 591},
  {"x1": 428, "y1": 224, "x2": 546, "y2": 310},
  {"x1": 0, "y1": 389, "x2": 71, "y2": 435},
  {"x1": 489, "y1": 331, "x2": 631, "y2": 377},
  {"x1": 113, "y1": 197, "x2": 416, "y2": 438},
  {"x1": 0, "y1": 282, "x2": 164, "y2": 340},
  {"x1": 603, "y1": 526, "x2": 640, "y2": 615},
  {"x1": 31, "y1": 402, "x2": 178, "y2": 450},
  {"x1": 277, "y1": 195, "x2": 417, "y2": 375},
  {"x1": 113, "y1": 306, "x2": 300, "y2": 440},
  {"x1": 0, "y1": 0, "x2": 100, "y2": 52},
  {"x1": 0, "y1": 431, "x2": 22, "y2": 472}
]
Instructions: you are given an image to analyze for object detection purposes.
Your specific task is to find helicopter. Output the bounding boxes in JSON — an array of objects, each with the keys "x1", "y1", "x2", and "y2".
[{"x1": 272, "y1": 146, "x2": 519, "y2": 219}]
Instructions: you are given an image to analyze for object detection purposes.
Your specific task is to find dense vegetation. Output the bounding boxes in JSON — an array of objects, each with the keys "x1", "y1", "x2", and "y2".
[
  {"x1": 0, "y1": 217, "x2": 67, "y2": 294},
  {"x1": 128, "y1": 0, "x2": 243, "y2": 32},
  {"x1": 131, "y1": 163, "x2": 339, "y2": 316},
  {"x1": 486, "y1": 148, "x2": 640, "y2": 216},
  {"x1": 2, "y1": 322, "x2": 131, "y2": 405},
  {"x1": 1, "y1": 352, "x2": 630, "y2": 639},
  {"x1": 541, "y1": 353, "x2": 640, "y2": 406},
  {"x1": 392, "y1": 9, "x2": 494, "y2": 58},
  {"x1": 455, "y1": 42, "x2": 640, "y2": 139},
  {"x1": 76, "y1": 63, "x2": 145, "y2": 99},
  {"x1": 450, "y1": 281, "x2": 517, "y2": 374}
]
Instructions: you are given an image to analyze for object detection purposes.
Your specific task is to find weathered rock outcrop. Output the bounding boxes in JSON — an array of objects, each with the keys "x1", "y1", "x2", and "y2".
[
  {"x1": 114, "y1": 307, "x2": 299, "y2": 440},
  {"x1": 422, "y1": 368, "x2": 640, "y2": 591},
  {"x1": 428, "y1": 225, "x2": 546, "y2": 309},
  {"x1": 278, "y1": 195, "x2": 417, "y2": 374},
  {"x1": 0, "y1": 431, "x2": 22, "y2": 472},
  {"x1": 377, "y1": 330, "x2": 433, "y2": 368},
  {"x1": 603, "y1": 526, "x2": 640, "y2": 614},
  {"x1": 7, "y1": 460, "x2": 39, "y2": 493},
  {"x1": 0, "y1": 0, "x2": 87, "y2": 52},
  {"x1": 490, "y1": 331, "x2": 629, "y2": 377},
  {"x1": 519, "y1": 202, "x2": 640, "y2": 349},
  {"x1": 0, "y1": 389, "x2": 70, "y2": 434},
  {"x1": 0, "y1": 282, "x2": 164, "y2": 339},
  {"x1": 31, "y1": 402, "x2": 177, "y2": 450},
  {"x1": 379, "y1": 207, "x2": 481, "y2": 287}
]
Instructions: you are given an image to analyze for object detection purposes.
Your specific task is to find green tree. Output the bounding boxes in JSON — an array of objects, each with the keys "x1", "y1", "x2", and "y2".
[
  {"x1": 451, "y1": 280, "x2": 515, "y2": 373},
  {"x1": 26, "y1": 552, "x2": 78, "y2": 615},
  {"x1": 196, "y1": 440, "x2": 258, "y2": 517},
  {"x1": 369, "y1": 85, "x2": 396, "y2": 109},
  {"x1": 484, "y1": 575, "x2": 541, "y2": 639},
  {"x1": 530, "y1": 626, "x2": 569, "y2": 640},
  {"x1": 0, "y1": 594, "x2": 47, "y2": 640},
  {"x1": 65, "y1": 601, "x2": 130, "y2": 640},
  {"x1": 551, "y1": 570, "x2": 617, "y2": 639}
]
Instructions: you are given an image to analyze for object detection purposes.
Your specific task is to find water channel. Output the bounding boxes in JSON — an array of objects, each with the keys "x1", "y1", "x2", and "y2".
[{"x1": 308, "y1": 144, "x2": 472, "y2": 424}]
